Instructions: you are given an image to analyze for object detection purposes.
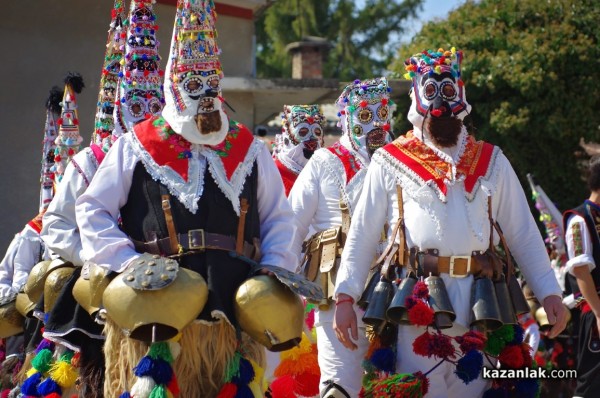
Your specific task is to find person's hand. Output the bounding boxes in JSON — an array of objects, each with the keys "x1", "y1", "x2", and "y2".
[
  {"x1": 333, "y1": 293, "x2": 358, "y2": 350},
  {"x1": 543, "y1": 295, "x2": 568, "y2": 339},
  {"x1": 257, "y1": 268, "x2": 275, "y2": 277}
]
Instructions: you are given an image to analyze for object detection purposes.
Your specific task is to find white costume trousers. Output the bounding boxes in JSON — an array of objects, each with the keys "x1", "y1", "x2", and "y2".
[
  {"x1": 317, "y1": 321, "x2": 369, "y2": 397},
  {"x1": 396, "y1": 325, "x2": 490, "y2": 398}
]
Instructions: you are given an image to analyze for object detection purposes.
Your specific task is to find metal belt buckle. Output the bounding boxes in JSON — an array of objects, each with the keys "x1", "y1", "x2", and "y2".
[
  {"x1": 188, "y1": 229, "x2": 206, "y2": 251},
  {"x1": 320, "y1": 227, "x2": 340, "y2": 244},
  {"x1": 449, "y1": 255, "x2": 471, "y2": 278}
]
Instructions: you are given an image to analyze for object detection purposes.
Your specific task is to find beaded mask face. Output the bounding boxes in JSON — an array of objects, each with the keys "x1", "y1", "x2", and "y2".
[
  {"x1": 337, "y1": 77, "x2": 393, "y2": 158},
  {"x1": 162, "y1": 0, "x2": 229, "y2": 145},
  {"x1": 280, "y1": 105, "x2": 325, "y2": 159}
]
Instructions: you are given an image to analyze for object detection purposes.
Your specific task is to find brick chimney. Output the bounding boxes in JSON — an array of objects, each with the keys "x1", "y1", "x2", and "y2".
[{"x1": 286, "y1": 36, "x2": 330, "y2": 79}]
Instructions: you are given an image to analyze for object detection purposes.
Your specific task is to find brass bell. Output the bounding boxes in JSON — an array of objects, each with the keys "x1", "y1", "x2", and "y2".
[
  {"x1": 362, "y1": 276, "x2": 394, "y2": 329},
  {"x1": 23, "y1": 260, "x2": 52, "y2": 304},
  {"x1": 470, "y1": 277, "x2": 503, "y2": 332},
  {"x1": 535, "y1": 305, "x2": 571, "y2": 332},
  {"x1": 508, "y1": 274, "x2": 530, "y2": 316},
  {"x1": 16, "y1": 292, "x2": 36, "y2": 318},
  {"x1": 0, "y1": 300, "x2": 24, "y2": 338},
  {"x1": 44, "y1": 266, "x2": 76, "y2": 314},
  {"x1": 426, "y1": 275, "x2": 455, "y2": 329},
  {"x1": 494, "y1": 276, "x2": 517, "y2": 325},
  {"x1": 386, "y1": 275, "x2": 417, "y2": 325},
  {"x1": 357, "y1": 269, "x2": 381, "y2": 311}
]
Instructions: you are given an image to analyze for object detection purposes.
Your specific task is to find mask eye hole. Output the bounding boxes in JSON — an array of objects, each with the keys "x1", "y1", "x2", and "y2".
[
  {"x1": 313, "y1": 127, "x2": 322, "y2": 137},
  {"x1": 128, "y1": 101, "x2": 144, "y2": 118},
  {"x1": 207, "y1": 76, "x2": 220, "y2": 90},
  {"x1": 377, "y1": 105, "x2": 389, "y2": 121},
  {"x1": 353, "y1": 125, "x2": 363, "y2": 137},
  {"x1": 183, "y1": 77, "x2": 203, "y2": 94},
  {"x1": 424, "y1": 81, "x2": 438, "y2": 100},
  {"x1": 298, "y1": 127, "x2": 309, "y2": 137},
  {"x1": 441, "y1": 82, "x2": 457, "y2": 100},
  {"x1": 148, "y1": 98, "x2": 162, "y2": 115},
  {"x1": 358, "y1": 108, "x2": 374, "y2": 124}
]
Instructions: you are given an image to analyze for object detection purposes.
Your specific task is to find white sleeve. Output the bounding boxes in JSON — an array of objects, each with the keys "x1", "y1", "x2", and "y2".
[
  {"x1": 564, "y1": 214, "x2": 595, "y2": 274},
  {"x1": 335, "y1": 161, "x2": 391, "y2": 301},
  {"x1": 41, "y1": 154, "x2": 90, "y2": 266},
  {"x1": 494, "y1": 153, "x2": 562, "y2": 302},
  {"x1": 12, "y1": 225, "x2": 42, "y2": 293},
  {"x1": 0, "y1": 234, "x2": 20, "y2": 298},
  {"x1": 288, "y1": 159, "x2": 320, "y2": 264},
  {"x1": 255, "y1": 144, "x2": 299, "y2": 271},
  {"x1": 76, "y1": 136, "x2": 139, "y2": 272}
]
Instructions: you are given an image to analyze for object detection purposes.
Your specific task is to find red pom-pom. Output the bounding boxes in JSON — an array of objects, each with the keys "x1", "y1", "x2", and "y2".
[
  {"x1": 167, "y1": 375, "x2": 180, "y2": 396},
  {"x1": 68, "y1": 148, "x2": 75, "y2": 156},
  {"x1": 455, "y1": 330, "x2": 486, "y2": 354},
  {"x1": 305, "y1": 308, "x2": 315, "y2": 330},
  {"x1": 429, "y1": 332, "x2": 455, "y2": 359},
  {"x1": 340, "y1": 110, "x2": 346, "y2": 115},
  {"x1": 1, "y1": 389, "x2": 11, "y2": 398},
  {"x1": 382, "y1": 123, "x2": 390, "y2": 132},
  {"x1": 120, "y1": 32, "x2": 126, "y2": 39},
  {"x1": 412, "y1": 281, "x2": 429, "y2": 299},
  {"x1": 269, "y1": 375, "x2": 297, "y2": 398},
  {"x1": 57, "y1": 119, "x2": 64, "y2": 126},
  {"x1": 54, "y1": 155, "x2": 62, "y2": 162},
  {"x1": 413, "y1": 331, "x2": 432, "y2": 357},
  {"x1": 498, "y1": 344, "x2": 525, "y2": 369},
  {"x1": 407, "y1": 300, "x2": 434, "y2": 326},
  {"x1": 146, "y1": 93, "x2": 153, "y2": 99},
  {"x1": 307, "y1": 117, "x2": 314, "y2": 124},
  {"x1": 216, "y1": 382, "x2": 237, "y2": 398},
  {"x1": 44, "y1": 394, "x2": 62, "y2": 398},
  {"x1": 144, "y1": 70, "x2": 150, "y2": 77},
  {"x1": 73, "y1": 118, "x2": 79, "y2": 125},
  {"x1": 430, "y1": 109, "x2": 442, "y2": 117},
  {"x1": 521, "y1": 343, "x2": 533, "y2": 367},
  {"x1": 381, "y1": 98, "x2": 389, "y2": 106},
  {"x1": 159, "y1": 70, "x2": 165, "y2": 76},
  {"x1": 458, "y1": 80, "x2": 464, "y2": 87},
  {"x1": 294, "y1": 371, "x2": 320, "y2": 397},
  {"x1": 359, "y1": 100, "x2": 368, "y2": 108},
  {"x1": 125, "y1": 71, "x2": 131, "y2": 78},
  {"x1": 414, "y1": 371, "x2": 429, "y2": 396}
]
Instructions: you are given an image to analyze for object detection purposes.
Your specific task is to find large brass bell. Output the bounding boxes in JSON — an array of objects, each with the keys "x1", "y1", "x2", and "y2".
[
  {"x1": 73, "y1": 263, "x2": 112, "y2": 317},
  {"x1": 357, "y1": 269, "x2": 381, "y2": 311},
  {"x1": 362, "y1": 276, "x2": 394, "y2": 329},
  {"x1": 535, "y1": 305, "x2": 571, "y2": 332},
  {"x1": 470, "y1": 277, "x2": 503, "y2": 332},
  {"x1": 16, "y1": 292, "x2": 36, "y2": 318},
  {"x1": 508, "y1": 274, "x2": 530, "y2": 316},
  {"x1": 494, "y1": 276, "x2": 517, "y2": 325},
  {"x1": 426, "y1": 275, "x2": 455, "y2": 329},
  {"x1": 0, "y1": 300, "x2": 24, "y2": 338},
  {"x1": 44, "y1": 265, "x2": 76, "y2": 313},
  {"x1": 23, "y1": 260, "x2": 52, "y2": 304},
  {"x1": 386, "y1": 275, "x2": 417, "y2": 325}
]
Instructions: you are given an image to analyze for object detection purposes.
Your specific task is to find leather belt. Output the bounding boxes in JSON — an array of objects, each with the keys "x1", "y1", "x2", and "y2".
[
  {"x1": 402, "y1": 249, "x2": 483, "y2": 277},
  {"x1": 132, "y1": 229, "x2": 257, "y2": 260}
]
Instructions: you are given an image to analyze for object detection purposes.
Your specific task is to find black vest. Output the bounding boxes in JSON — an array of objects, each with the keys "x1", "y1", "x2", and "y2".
[
  {"x1": 119, "y1": 161, "x2": 261, "y2": 325},
  {"x1": 564, "y1": 202, "x2": 600, "y2": 295}
]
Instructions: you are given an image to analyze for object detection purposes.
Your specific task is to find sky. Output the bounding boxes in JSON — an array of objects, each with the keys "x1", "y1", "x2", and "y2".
[{"x1": 401, "y1": 0, "x2": 467, "y2": 42}]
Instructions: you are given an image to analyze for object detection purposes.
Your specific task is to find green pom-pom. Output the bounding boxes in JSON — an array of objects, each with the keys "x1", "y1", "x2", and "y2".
[
  {"x1": 32, "y1": 348, "x2": 54, "y2": 374},
  {"x1": 223, "y1": 351, "x2": 242, "y2": 383},
  {"x1": 148, "y1": 342, "x2": 173, "y2": 363},
  {"x1": 494, "y1": 325, "x2": 515, "y2": 343},
  {"x1": 484, "y1": 334, "x2": 505, "y2": 356},
  {"x1": 59, "y1": 350, "x2": 75, "y2": 363}
]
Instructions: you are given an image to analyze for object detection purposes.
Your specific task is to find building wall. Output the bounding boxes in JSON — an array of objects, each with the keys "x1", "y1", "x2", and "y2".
[{"x1": 0, "y1": 0, "x2": 256, "y2": 252}]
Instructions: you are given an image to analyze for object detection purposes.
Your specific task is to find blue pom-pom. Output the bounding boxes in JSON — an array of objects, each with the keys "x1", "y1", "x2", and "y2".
[
  {"x1": 133, "y1": 356, "x2": 154, "y2": 377},
  {"x1": 37, "y1": 377, "x2": 62, "y2": 395},
  {"x1": 234, "y1": 383, "x2": 254, "y2": 398},
  {"x1": 512, "y1": 324, "x2": 525, "y2": 344},
  {"x1": 150, "y1": 358, "x2": 173, "y2": 385},
  {"x1": 119, "y1": 392, "x2": 131, "y2": 398},
  {"x1": 232, "y1": 357, "x2": 255, "y2": 385},
  {"x1": 370, "y1": 348, "x2": 395, "y2": 373},
  {"x1": 455, "y1": 350, "x2": 483, "y2": 385},
  {"x1": 21, "y1": 372, "x2": 43, "y2": 396},
  {"x1": 514, "y1": 378, "x2": 540, "y2": 398}
]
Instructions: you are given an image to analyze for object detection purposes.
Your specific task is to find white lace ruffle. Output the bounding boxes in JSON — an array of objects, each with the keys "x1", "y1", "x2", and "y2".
[
  {"x1": 313, "y1": 147, "x2": 366, "y2": 217},
  {"x1": 202, "y1": 138, "x2": 263, "y2": 216},
  {"x1": 129, "y1": 133, "x2": 206, "y2": 214}
]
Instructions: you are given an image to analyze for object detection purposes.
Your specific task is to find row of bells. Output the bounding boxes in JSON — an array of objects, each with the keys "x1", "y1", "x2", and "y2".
[
  {"x1": 0, "y1": 259, "x2": 306, "y2": 354},
  {"x1": 359, "y1": 271, "x2": 533, "y2": 332}
]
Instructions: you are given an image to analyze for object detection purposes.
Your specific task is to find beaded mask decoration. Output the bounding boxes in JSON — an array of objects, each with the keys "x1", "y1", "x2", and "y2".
[
  {"x1": 274, "y1": 104, "x2": 325, "y2": 164},
  {"x1": 54, "y1": 73, "x2": 85, "y2": 182},
  {"x1": 39, "y1": 87, "x2": 63, "y2": 212},
  {"x1": 403, "y1": 47, "x2": 471, "y2": 127},
  {"x1": 162, "y1": 0, "x2": 230, "y2": 146},
  {"x1": 113, "y1": 0, "x2": 165, "y2": 138},
  {"x1": 91, "y1": 0, "x2": 127, "y2": 152},
  {"x1": 336, "y1": 77, "x2": 393, "y2": 158}
]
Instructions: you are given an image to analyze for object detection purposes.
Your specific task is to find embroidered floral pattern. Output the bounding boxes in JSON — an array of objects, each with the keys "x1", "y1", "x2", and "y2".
[
  {"x1": 153, "y1": 117, "x2": 192, "y2": 159},
  {"x1": 209, "y1": 119, "x2": 240, "y2": 158},
  {"x1": 571, "y1": 222, "x2": 584, "y2": 257}
]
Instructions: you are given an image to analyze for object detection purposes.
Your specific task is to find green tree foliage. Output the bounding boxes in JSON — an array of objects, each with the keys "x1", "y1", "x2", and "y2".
[
  {"x1": 390, "y1": 0, "x2": 600, "y2": 211},
  {"x1": 256, "y1": 0, "x2": 423, "y2": 80}
]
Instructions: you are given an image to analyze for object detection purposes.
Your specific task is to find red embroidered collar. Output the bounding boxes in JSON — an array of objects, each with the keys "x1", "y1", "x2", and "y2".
[
  {"x1": 327, "y1": 142, "x2": 362, "y2": 185},
  {"x1": 381, "y1": 131, "x2": 496, "y2": 198},
  {"x1": 274, "y1": 158, "x2": 298, "y2": 197},
  {"x1": 133, "y1": 116, "x2": 254, "y2": 182}
]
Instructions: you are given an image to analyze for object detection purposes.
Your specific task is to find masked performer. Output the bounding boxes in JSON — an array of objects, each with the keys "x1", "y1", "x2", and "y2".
[
  {"x1": 333, "y1": 48, "x2": 567, "y2": 397},
  {"x1": 287, "y1": 78, "x2": 393, "y2": 397},
  {"x1": 76, "y1": 1, "x2": 300, "y2": 397},
  {"x1": 272, "y1": 105, "x2": 325, "y2": 196}
]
